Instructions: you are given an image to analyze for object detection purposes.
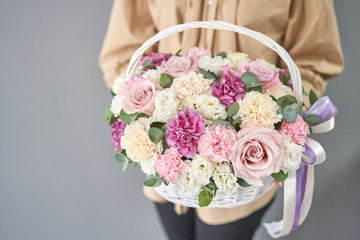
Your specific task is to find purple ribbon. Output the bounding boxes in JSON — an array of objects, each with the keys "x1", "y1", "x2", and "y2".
[{"x1": 303, "y1": 96, "x2": 338, "y2": 125}]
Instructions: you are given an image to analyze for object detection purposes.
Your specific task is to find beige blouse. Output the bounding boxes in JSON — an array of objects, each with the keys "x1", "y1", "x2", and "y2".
[{"x1": 99, "y1": 0, "x2": 344, "y2": 224}]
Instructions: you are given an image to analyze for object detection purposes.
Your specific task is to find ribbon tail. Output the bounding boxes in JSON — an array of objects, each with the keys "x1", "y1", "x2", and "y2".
[{"x1": 312, "y1": 117, "x2": 335, "y2": 134}]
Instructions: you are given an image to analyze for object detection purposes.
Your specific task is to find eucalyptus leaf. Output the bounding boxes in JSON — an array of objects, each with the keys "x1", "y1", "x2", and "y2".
[
  {"x1": 160, "y1": 73, "x2": 174, "y2": 88},
  {"x1": 143, "y1": 60, "x2": 156, "y2": 69},
  {"x1": 143, "y1": 177, "x2": 157, "y2": 187},
  {"x1": 198, "y1": 67, "x2": 220, "y2": 82},
  {"x1": 122, "y1": 158, "x2": 129, "y2": 172},
  {"x1": 309, "y1": 89, "x2": 318, "y2": 106},
  {"x1": 115, "y1": 151, "x2": 128, "y2": 163},
  {"x1": 150, "y1": 122, "x2": 167, "y2": 129},
  {"x1": 271, "y1": 170, "x2": 288, "y2": 182},
  {"x1": 148, "y1": 127, "x2": 165, "y2": 144},
  {"x1": 247, "y1": 86, "x2": 262, "y2": 93},
  {"x1": 282, "y1": 105, "x2": 298, "y2": 123},
  {"x1": 226, "y1": 101, "x2": 240, "y2": 117},
  {"x1": 241, "y1": 72, "x2": 261, "y2": 88},
  {"x1": 119, "y1": 109, "x2": 137, "y2": 125},
  {"x1": 231, "y1": 115, "x2": 242, "y2": 125},
  {"x1": 109, "y1": 114, "x2": 118, "y2": 125},
  {"x1": 280, "y1": 75, "x2": 291, "y2": 85},
  {"x1": 237, "y1": 178, "x2": 251, "y2": 187},
  {"x1": 212, "y1": 119, "x2": 235, "y2": 129},
  {"x1": 103, "y1": 106, "x2": 112, "y2": 120},
  {"x1": 305, "y1": 114, "x2": 320, "y2": 125},
  {"x1": 216, "y1": 51, "x2": 227, "y2": 59},
  {"x1": 162, "y1": 140, "x2": 170, "y2": 154},
  {"x1": 198, "y1": 189, "x2": 213, "y2": 207},
  {"x1": 277, "y1": 95, "x2": 297, "y2": 109}
]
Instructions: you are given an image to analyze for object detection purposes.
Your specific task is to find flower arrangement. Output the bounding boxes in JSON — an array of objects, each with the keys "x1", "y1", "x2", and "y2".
[{"x1": 103, "y1": 47, "x2": 337, "y2": 207}]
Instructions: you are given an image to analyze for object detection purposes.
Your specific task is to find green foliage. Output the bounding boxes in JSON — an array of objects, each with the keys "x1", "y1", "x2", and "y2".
[
  {"x1": 143, "y1": 60, "x2": 156, "y2": 69},
  {"x1": 148, "y1": 127, "x2": 165, "y2": 144},
  {"x1": 119, "y1": 109, "x2": 140, "y2": 125},
  {"x1": 198, "y1": 67, "x2": 220, "y2": 83},
  {"x1": 143, "y1": 174, "x2": 163, "y2": 187},
  {"x1": 160, "y1": 73, "x2": 174, "y2": 88},
  {"x1": 277, "y1": 95, "x2": 297, "y2": 109},
  {"x1": 309, "y1": 89, "x2": 319, "y2": 106},
  {"x1": 115, "y1": 150, "x2": 136, "y2": 172},
  {"x1": 175, "y1": 49, "x2": 182, "y2": 56},
  {"x1": 216, "y1": 51, "x2": 227, "y2": 59},
  {"x1": 103, "y1": 106, "x2": 112, "y2": 120},
  {"x1": 198, "y1": 189, "x2": 213, "y2": 207},
  {"x1": 111, "y1": 90, "x2": 116, "y2": 97},
  {"x1": 271, "y1": 170, "x2": 288, "y2": 182},
  {"x1": 305, "y1": 114, "x2": 320, "y2": 125},
  {"x1": 212, "y1": 119, "x2": 235, "y2": 129},
  {"x1": 282, "y1": 104, "x2": 298, "y2": 123},
  {"x1": 280, "y1": 75, "x2": 291, "y2": 85},
  {"x1": 237, "y1": 178, "x2": 251, "y2": 187},
  {"x1": 226, "y1": 101, "x2": 240, "y2": 117}
]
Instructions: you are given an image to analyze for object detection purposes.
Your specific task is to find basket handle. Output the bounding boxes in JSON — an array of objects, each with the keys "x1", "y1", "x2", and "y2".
[{"x1": 125, "y1": 20, "x2": 302, "y2": 103}]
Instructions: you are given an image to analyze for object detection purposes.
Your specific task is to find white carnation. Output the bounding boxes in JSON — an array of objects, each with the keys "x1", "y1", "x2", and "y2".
[
  {"x1": 227, "y1": 52, "x2": 250, "y2": 69},
  {"x1": 142, "y1": 69, "x2": 162, "y2": 83},
  {"x1": 121, "y1": 118, "x2": 162, "y2": 164},
  {"x1": 256, "y1": 59, "x2": 279, "y2": 72},
  {"x1": 110, "y1": 95, "x2": 123, "y2": 117},
  {"x1": 194, "y1": 94, "x2": 227, "y2": 123},
  {"x1": 112, "y1": 72, "x2": 126, "y2": 96},
  {"x1": 281, "y1": 135, "x2": 304, "y2": 172},
  {"x1": 152, "y1": 88, "x2": 181, "y2": 122},
  {"x1": 140, "y1": 154, "x2": 157, "y2": 175},
  {"x1": 177, "y1": 161, "x2": 202, "y2": 194},
  {"x1": 189, "y1": 155, "x2": 215, "y2": 185},
  {"x1": 213, "y1": 162, "x2": 239, "y2": 195},
  {"x1": 198, "y1": 56, "x2": 230, "y2": 76}
]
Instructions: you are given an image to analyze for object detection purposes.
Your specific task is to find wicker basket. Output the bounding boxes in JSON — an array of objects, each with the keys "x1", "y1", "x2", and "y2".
[{"x1": 125, "y1": 21, "x2": 302, "y2": 208}]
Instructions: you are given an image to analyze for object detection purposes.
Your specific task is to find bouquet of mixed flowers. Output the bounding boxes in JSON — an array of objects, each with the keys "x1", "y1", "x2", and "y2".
[{"x1": 104, "y1": 47, "x2": 336, "y2": 208}]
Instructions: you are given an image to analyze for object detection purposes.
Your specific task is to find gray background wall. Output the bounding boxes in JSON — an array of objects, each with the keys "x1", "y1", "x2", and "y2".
[{"x1": 0, "y1": 0, "x2": 359, "y2": 239}]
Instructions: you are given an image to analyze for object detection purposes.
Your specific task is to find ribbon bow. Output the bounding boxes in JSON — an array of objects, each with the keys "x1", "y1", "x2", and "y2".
[{"x1": 264, "y1": 96, "x2": 338, "y2": 238}]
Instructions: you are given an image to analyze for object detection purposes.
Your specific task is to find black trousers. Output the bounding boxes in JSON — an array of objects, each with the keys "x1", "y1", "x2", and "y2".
[{"x1": 154, "y1": 199, "x2": 274, "y2": 240}]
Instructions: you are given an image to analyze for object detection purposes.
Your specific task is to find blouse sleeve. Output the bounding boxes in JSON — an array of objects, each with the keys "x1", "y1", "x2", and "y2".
[
  {"x1": 280, "y1": 0, "x2": 344, "y2": 97},
  {"x1": 99, "y1": 0, "x2": 157, "y2": 88}
]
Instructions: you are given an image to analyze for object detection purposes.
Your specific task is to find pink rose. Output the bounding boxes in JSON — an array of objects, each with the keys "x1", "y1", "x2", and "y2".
[
  {"x1": 229, "y1": 125, "x2": 284, "y2": 186},
  {"x1": 157, "y1": 55, "x2": 198, "y2": 78},
  {"x1": 183, "y1": 47, "x2": 212, "y2": 60},
  {"x1": 279, "y1": 116, "x2": 309, "y2": 146},
  {"x1": 155, "y1": 148, "x2": 187, "y2": 183},
  {"x1": 198, "y1": 124, "x2": 237, "y2": 163},
  {"x1": 265, "y1": 83, "x2": 294, "y2": 99},
  {"x1": 238, "y1": 61, "x2": 280, "y2": 89},
  {"x1": 122, "y1": 76, "x2": 162, "y2": 116}
]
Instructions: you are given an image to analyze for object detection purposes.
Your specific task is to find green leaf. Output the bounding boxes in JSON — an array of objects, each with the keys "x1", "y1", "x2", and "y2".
[
  {"x1": 162, "y1": 140, "x2": 170, "y2": 154},
  {"x1": 216, "y1": 51, "x2": 227, "y2": 59},
  {"x1": 212, "y1": 119, "x2": 235, "y2": 129},
  {"x1": 175, "y1": 49, "x2": 182, "y2": 56},
  {"x1": 103, "y1": 106, "x2": 112, "y2": 120},
  {"x1": 119, "y1": 109, "x2": 137, "y2": 125},
  {"x1": 148, "y1": 127, "x2": 165, "y2": 144},
  {"x1": 282, "y1": 105, "x2": 298, "y2": 123},
  {"x1": 277, "y1": 95, "x2": 298, "y2": 109},
  {"x1": 237, "y1": 178, "x2": 251, "y2": 187},
  {"x1": 109, "y1": 114, "x2": 118, "y2": 125},
  {"x1": 122, "y1": 158, "x2": 129, "y2": 172},
  {"x1": 269, "y1": 95, "x2": 277, "y2": 102},
  {"x1": 226, "y1": 101, "x2": 240, "y2": 117},
  {"x1": 115, "y1": 151, "x2": 128, "y2": 163},
  {"x1": 271, "y1": 170, "x2": 288, "y2": 182},
  {"x1": 241, "y1": 72, "x2": 263, "y2": 88},
  {"x1": 150, "y1": 122, "x2": 167, "y2": 129},
  {"x1": 205, "y1": 178, "x2": 218, "y2": 197},
  {"x1": 305, "y1": 114, "x2": 320, "y2": 125},
  {"x1": 280, "y1": 75, "x2": 291, "y2": 85},
  {"x1": 274, "y1": 120, "x2": 283, "y2": 131},
  {"x1": 231, "y1": 115, "x2": 242, "y2": 125},
  {"x1": 246, "y1": 86, "x2": 262, "y2": 93},
  {"x1": 143, "y1": 60, "x2": 156, "y2": 69},
  {"x1": 111, "y1": 90, "x2": 116, "y2": 97},
  {"x1": 309, "y1": 89, "x2": 318, "y2": 106},
  {"x1": 160, "y1": 73, "x2": 174, "y2": 88},
  {"x1": 198, "y1": 189, "x2": 214, "y2": 207},
  {"x1": 143, "y1": 177, "x2": 157, "y2": 187},
  {"x1": 198, "y1": 67, "x2": 220, "y2": 83}
]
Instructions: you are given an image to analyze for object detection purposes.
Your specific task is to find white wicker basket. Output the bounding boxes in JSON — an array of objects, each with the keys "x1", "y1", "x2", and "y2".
[{"x1": 125, "y1": 21, "x2": 302, "y2": 208}]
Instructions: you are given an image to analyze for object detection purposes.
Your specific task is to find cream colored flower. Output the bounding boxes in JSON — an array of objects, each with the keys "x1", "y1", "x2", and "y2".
[
  {"x1": 121, "y1": 118, "x2": 162, "y2": 164},
  {"x1": 110, "y1": 95, "x2": 123, "y2": 117},
  {"x1": 140, "y1": 154, "x2": 157, "y2": 175},
  {"x1": 235, "y1": 91, "x2": 282, "y2": 129},
  {"x1": 256, "y1": 59, "x2": 279, "y2": 72},
  {"x1": 194, "y1": 94, "x2": 227, "y2": 123},
  {"x1": 177, "y1": 161, "x2": 202, "y2": 194},
  {"x1": 265, "y1": 83, "x2": 294, "y2": 99},
  {"x1": 112, "y1": 72, "x2": 126, "y2": 96},
  {"x1": 152, "y1": 88, "x2": 181, "y2": 122},
  {"x1": 227, "y1": 52, "x2": 250, "y2": 69},
  {"x1": 190, "y1": 155, "x2": 215, "y2": 185},
  {"x1": 142, "y1": 69, "x2": 162, "y2": 83},
  {"x1": 213, "y1": 162, "x2": 239, "y2": 194},
  {"x1": 171, "y1": 71, "x2": 211, "y2": 107},
  {"x1": 198, "y1": 56, "x2": 230, "y2": 76},
  {"x1": 281, "y1": 135, "x2": 304, "y2": 172}
]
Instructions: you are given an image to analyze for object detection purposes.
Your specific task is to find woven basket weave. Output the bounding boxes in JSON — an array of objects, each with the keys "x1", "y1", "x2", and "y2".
[{"x1": 125, "y1": 21, "x2": 302, "y2": 208}]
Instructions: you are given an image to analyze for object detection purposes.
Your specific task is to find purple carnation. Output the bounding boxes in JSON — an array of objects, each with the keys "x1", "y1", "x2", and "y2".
[
  {"x1": 211, "y1": 74, "x2": 247, "y2": 109},
  {"x1": 165, "y1": 108, "x2": 205, "y2": 158},
  {"x1": 111, "y1": 119, "x2": 127, "y2": 152},
  {"x1": 139, "y1": 53, "x2": 172, "y2": 70}
]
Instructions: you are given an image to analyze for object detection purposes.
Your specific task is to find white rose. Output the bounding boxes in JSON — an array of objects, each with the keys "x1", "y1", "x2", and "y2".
[
  {"x1": 227, "y1": 52, "x2": 250, "y2": 69},
  {"x1": 110, "y1": 95, "x2": 123, "y2": 117},
  {"x1": 281, "y1": 135, "x2": 304, "y2": 172},
  {"x1": 213, "y1": 162, "x2": 239, "y2": 194},
  {"x1": 194, "y1": 94, "x2": 227, "y2": 123},
  {"x1": 142, "y1": 69, "x2": 162, "y2": 83},
  {"x1": 198, "y1": 56, "x2": 230, "y2": 76},
  {"x1": 152, "y1": 88, "x2": 181, "y2": 122}
]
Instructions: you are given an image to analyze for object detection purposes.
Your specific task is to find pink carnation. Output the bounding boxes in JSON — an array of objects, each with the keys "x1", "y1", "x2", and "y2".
[
  {"x1": 139, "y1": 52, "x2": 172, "y2": 70},
  {"x1": 165, "y1": 108, "x2": 205, "y2": 158},
  {"x1": 111, "y1": 119, "x2": 127, "y2": 152},
  {"x1": 279, "y1": 115, "x2": 310, "y2": 146},
  {"x1": 157, "y1": 55, "x2": 198, "y2": 78},
  {"x1": 155, "y1": 148, "x2": 187, "y2": 183},
  {"x1": 183, "y1": 47, "x2": 212, "y2": 59},
  {"x1": 211, "y1": 72, "x2": 247, "y2": 109},
  {"x1": 198, "y1": 124, "x2": 237, "y2": 163},
  {"x1": 238, "y1": 61, "x2": 280, "y2": 89},
  {"x1": 229, "y1": 125, "x2": 284, "y2": 186}
]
